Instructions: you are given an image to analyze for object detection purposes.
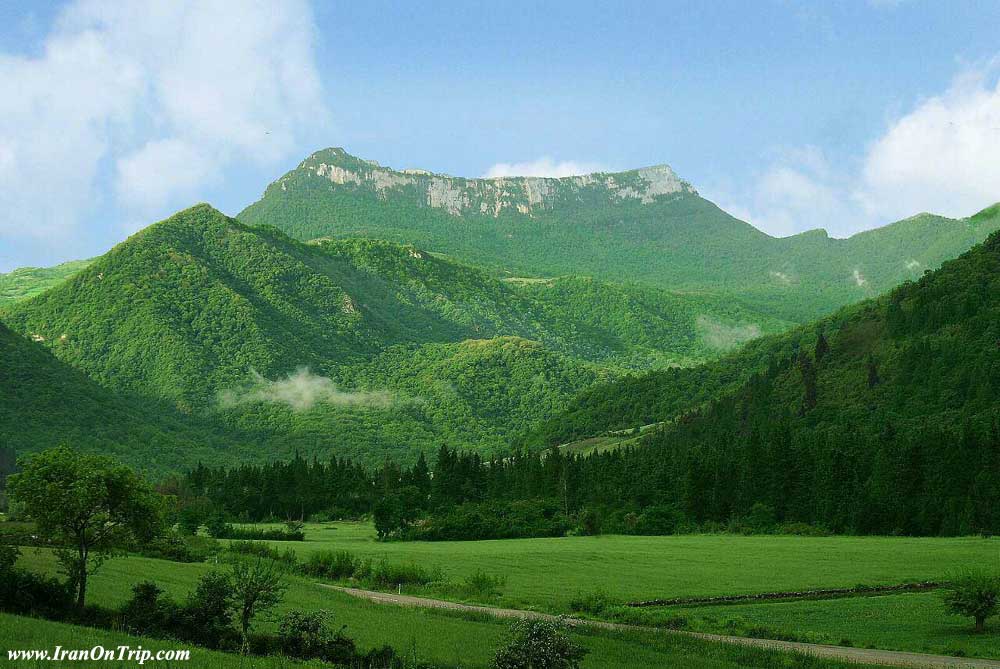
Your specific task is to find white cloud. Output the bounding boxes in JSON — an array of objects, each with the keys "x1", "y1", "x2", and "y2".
[
  {"x1": 483, "y1": 157, "x2": 609, "y2": 178},
  {"x1": 116, "y1": 139, "x2": 217, "y2": 213},
  {"x1": 0, "y1": 0, "x2": 327, "y2": 255},
  {"x1": 859, "y1": 63, "x2": 1000, "y2": 222},
  {"x1": 711, "y1": 62, "x2": 1000, "y2": 238}
]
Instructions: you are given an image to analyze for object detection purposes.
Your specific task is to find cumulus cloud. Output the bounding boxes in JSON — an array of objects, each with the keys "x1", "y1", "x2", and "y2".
[
  {"x1": 0, "y1": 0, "x2": 327, "y2": 259},
  {"x1": 219, "y1": 368, "x2": 399, "y2": 412},
  {"x1": 710, "y1": 61, "x2": 1000, "y2": 237},
  {"x1": 483, "y1": 157, "x2": 609, "y2": 179},
  {"x1": 859, "y1": 63, "x2": 1000, "y2": 222}
]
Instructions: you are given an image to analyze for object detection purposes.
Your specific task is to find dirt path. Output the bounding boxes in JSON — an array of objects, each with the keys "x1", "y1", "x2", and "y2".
[{"x1": 322, "y1": 585, "x2": 1000, "y2": 669}]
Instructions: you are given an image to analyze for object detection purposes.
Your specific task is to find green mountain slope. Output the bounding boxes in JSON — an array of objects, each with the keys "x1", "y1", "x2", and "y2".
[
  {"x1": 527, "y1": 231, "x2": 1000, "y2": 533},
  {"x1": 1, "y1": 204, "x2": 785, "y2": 467},
  {"x1": 0, "y1": 258, "x2": 93, "y2": 305},
  {"x1": 0, "y1": 321, "x2": 247, "y2": 472},
  {"x1": 239, "y1": 148, "x2": 1000, "y2": 321}
]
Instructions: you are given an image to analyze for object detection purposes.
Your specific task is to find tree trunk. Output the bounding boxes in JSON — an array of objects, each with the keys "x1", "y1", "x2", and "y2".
[
  {"x1": 76, "y1": 560, "x2": 87, "y2": 609},
  {"x1": 975, "y1": 615, "x2": 985, "y2": 633}
]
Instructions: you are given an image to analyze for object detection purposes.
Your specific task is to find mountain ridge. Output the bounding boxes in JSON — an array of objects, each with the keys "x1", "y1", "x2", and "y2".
[{"x1": 239, "y1": 148, "x2": 1000, "y2": 321}]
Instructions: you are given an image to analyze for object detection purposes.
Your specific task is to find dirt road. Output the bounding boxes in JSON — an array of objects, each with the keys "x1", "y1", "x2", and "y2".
[{"x1": 322, "y1": 584, "x2": 1000, "y2": 669}]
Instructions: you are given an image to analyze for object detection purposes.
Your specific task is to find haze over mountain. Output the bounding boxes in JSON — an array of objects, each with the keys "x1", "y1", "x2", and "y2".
[{"x1": 240, "y1": 149, "x2": 1000, "y2": 321}]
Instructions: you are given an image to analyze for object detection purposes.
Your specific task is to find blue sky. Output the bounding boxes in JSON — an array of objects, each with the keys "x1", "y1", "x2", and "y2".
[{"x1": 1, "y1": 1, "x2": 1000, "y2": 271}]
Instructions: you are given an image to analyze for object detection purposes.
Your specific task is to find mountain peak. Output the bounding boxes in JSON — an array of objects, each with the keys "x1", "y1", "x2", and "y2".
[{"x1": 277, "y1": 147, "x2": 696, "y2": 218}]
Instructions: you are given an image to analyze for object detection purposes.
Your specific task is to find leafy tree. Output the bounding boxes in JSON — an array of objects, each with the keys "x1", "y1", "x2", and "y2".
[
  {"x1": 492, "y1": 619, "x2": 588, "y2": 669},
  {"x1": 944, "y1": 570, "x2": 1000, "y2": 633},
  {"x1": 229, "y1": 557, "x2": 287, "y2": 652},
  {"x1": 6, "y1": 447, "x2": 163, "y2": 608},
  {"x1": 181, "y1": 571, "x2": 236, "y2": 648}
]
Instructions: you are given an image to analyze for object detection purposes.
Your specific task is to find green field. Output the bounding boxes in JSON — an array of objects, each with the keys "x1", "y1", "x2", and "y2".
[
  {"x1": 223, "y1": 522, "x2": 1000, "y2": 660},
  {"x1": 9, "y1": 549, "x2": 875, "y2": 669},
  {"x1": 251, "y1": 523, "x2": 999, "y2": 609},
  {"x1": 654, "y1": 591, "x2": 999, "y2": 659}
]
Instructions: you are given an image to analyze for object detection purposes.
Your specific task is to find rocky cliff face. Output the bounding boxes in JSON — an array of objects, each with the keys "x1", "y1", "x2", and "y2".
[{"x1": 277, "y1": 147, "x2": 696, "y2": 217}]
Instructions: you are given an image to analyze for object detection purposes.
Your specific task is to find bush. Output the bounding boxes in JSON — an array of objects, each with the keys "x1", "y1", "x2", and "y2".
[
  {"x1": 462, "y1": 570, "x2": 506, "y2": 599},
  {"x1": 120, "y1": 582, "x2": 179, "y2": 637},
  {"x1": 492, "y1": 619, "x2": 588, "y2": 669},
  {"x1": 178, "y1": 571, "x2": 237, "y2": 649},
  {"x1": 139, "y1": 532, "x2": 220, "y2": 562},
  {"x1": 367, "y1": 560, "x2": 441, "y2": 589},
  {"x1": 303, "y1": 550, "x2": 360, "y2": 580},
  {"x1": 568, "y1": 590, "x2": 614, "y2": 616},
  {"x1": 944, "y1": 570, "x2": 1000, "y2": 633},
  {"x1": 277, "y1": 609, "x2": 358, "y2": 663},
  {"x1": 224, "y1": 540, "x2": 298, "y2": 565},
  {"x1": 633, "y1": 505, "x2": 686, "y2": 535},
  {"x1": 0, "y1": 547, "x2": 74, "y2": 618},
  {"x1": 211, "y1": 524, "x2": 305, "y2": 541}
]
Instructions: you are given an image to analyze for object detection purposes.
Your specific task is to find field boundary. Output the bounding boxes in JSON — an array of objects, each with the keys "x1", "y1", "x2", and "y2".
[
  {"x1": 323, "y1": 584, "x2": 1000, "y2": 669},
  {"x1": 627, "y1": 581, "x2": 941, "y2": 608}
]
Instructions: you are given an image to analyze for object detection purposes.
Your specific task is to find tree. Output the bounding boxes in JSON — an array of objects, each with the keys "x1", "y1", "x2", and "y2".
[
  {"x1": 229, "y1": 557, "x2": 287, "y2": 651},
  {"x1": 944, "y1": 570, "x2": 999, "y2": 633},
  {"x1": 814, "y1": 332, "x2": 829, "y2": 363},
  {"x1": 181, "y1": 571, "x2": 235, "y2": 648},
  {"x1": 6, "y1": 447, "x2": 163, "y2": 609},
  {"x1": 492, "y1": 619, "x2": 588, "y2": 669}
]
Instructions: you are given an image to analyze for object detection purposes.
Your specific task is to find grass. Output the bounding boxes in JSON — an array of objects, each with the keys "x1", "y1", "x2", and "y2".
[
  {"x1": 10, "y1": 549, "x2": 879, "y2": 669},
  {"x1": 655, "y1": 591, "x2": 1000, "y2": 660},
  {"x1": 248, "y1": 522, "x2": 999, "y2": 611},
  {"x1": 0, "y1": 612, "x2": 328, "y2": 668}
]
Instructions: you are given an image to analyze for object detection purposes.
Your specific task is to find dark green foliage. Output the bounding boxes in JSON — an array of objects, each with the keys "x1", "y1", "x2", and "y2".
[
  {"x1": 6, "y1": 447, "x2": 165, "y2": 608},
  {"x1": 180, "y1": 571, "x2": 237, "y2": 648},
  {"x1": 492, "y1": 619, "x2": 588, "y2": 669},
  {"x1": 277, "y1": 610, "x2": 358, "y2": 664},
  {"x1": 239, "y1": 148, "x2": 1000, "y2": 322},
  {"x1": 210, "y1": 524, "x2": 305, "y2": 541},
  {"x1": 121, "y1": 581, "x2": 178, "y2": 637},
  {"x1": 943, "y1": 570, "x2": 1000, "y2": 633}
]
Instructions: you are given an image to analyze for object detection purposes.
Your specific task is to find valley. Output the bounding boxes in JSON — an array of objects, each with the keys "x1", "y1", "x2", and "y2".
[{"x1": 2, "y1": 151, "x2": 999, "y2": 669}]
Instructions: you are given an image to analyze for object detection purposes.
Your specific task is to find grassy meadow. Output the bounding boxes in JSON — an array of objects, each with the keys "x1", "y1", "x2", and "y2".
[
  {"x1": 7, "y1": 549, "x2": 878, "y2": 669},
  {"x1": 250, "y1": 522, "x2": 999, "y2": 610}
]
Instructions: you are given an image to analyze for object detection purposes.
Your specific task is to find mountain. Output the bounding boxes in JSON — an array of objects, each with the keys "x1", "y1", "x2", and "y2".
[
  {"x1": 0, "y1": 320, "x2": 248, "y2": 473},
  {"x1": 0, "y1": 259, "x2": 93, "y2": 305},
  {"x1": 239, "y1": 148, "x2": 1000, "y2": 321},
  {"x1": 0, "y1": 204, "x2": 785, "y2": 467},
  {"x1": 522, "y1": 230, "x2": 1000, "y2": 534}
]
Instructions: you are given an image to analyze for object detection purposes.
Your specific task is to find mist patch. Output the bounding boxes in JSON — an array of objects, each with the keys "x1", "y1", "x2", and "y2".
[
  {"x1": 696, "y1": 316, "x2": 762, "y2": 352},
  {"x1": 219, "y1": 367, "x2": 400, "y2": 412}
]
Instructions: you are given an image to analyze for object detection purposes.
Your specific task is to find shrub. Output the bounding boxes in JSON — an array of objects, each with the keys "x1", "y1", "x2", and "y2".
[
  {"x1": 943, "y1": 570, "x2": 1000, "y2": 633},
  {"x1": 277, "y1": 609, "x2": 358, "y2": 663},
  {"x1": 212, "y1": 524, "x2": 305, "y2": 541},
  {"x1": 178, "y1": 571, "x2": 237, "y2": 649},
  {"x1": 492, "y1": 619, "x2": 588, "y2": 669},
  {"x1": 0, "y1": 560, "x2": 73, "y2": 618},
  {"x1": 462, "y1": 570, "x2": 506, "y2": 599},
  {"x1": 568, "y1": 590, "x2": 614, "y2": 616},
  {"x1": 302, "y1": 550, "x2": 359, "y2": 580},
  {"x1": 224, "y1": 540, "x2": 298, "y2": 565},
  {"x1": 120, "y1": 582, "x2": 179, "y2": 637},
  {"x1": 368, "y1": 560, "x2": 441, "y2": 589}
]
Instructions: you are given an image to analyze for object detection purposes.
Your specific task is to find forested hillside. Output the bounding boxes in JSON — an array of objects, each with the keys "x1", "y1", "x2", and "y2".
[
  {"x1": 516, "y1": 231, "x2": 1000, "y2": 535},
  {"x1": 0, "y1": 321, "x2": 248, "y2": 471},
  {"x1": 239, "y1": 148, "x2": 1000, "y2": 321},
  {"x1": 1, "y1": 204, "x2": 788, "y2": 468}
]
